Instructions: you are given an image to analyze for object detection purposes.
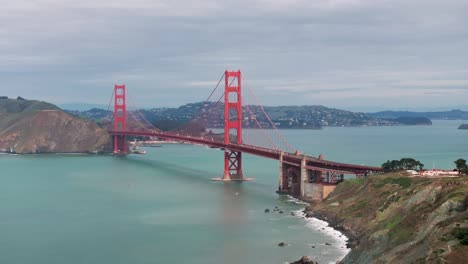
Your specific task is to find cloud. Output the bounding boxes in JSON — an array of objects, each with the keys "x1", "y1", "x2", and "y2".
[{"x1": 0, "y1": 0, "x2": 467, "y2": 110}]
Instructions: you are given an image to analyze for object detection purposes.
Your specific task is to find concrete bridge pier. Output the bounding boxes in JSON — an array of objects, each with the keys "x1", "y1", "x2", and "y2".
[
  {"x1": 278, "y1": 154, "x2": 337, "y2": 202},
  {"x1": 277, "y1": 158, "x2": 301, "y2": 196},
  {"x1": 278, "y1": 152, "x2": 288, "y2": 193}
]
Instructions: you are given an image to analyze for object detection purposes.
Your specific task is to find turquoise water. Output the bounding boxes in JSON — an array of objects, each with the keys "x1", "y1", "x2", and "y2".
[{"x1": 0, "y1": 120, "x2": 466, "y2": 264}]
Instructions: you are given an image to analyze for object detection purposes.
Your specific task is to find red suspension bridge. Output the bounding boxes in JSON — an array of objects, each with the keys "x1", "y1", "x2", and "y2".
[{"x1": 108, "y1": 70, "x2": 383, "y2": 201}]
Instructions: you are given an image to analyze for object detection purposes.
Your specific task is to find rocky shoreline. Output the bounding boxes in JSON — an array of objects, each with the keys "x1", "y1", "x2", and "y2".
[
  {"x1": 303, "y1": 209, "x2": 357, "y2": 252},
  {"x1": 273, "y1": 196, "x2": 351, "y2": 264},
  {"x1": 301, "y1": 174, "x2": 468, "y2": 263}
]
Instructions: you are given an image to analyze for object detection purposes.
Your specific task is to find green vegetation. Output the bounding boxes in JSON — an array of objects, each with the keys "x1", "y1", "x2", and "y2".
[
  {"x1": 0, "y1": 98, "x2": 59, "y2": 113},
  {"x1": 454, "y1": 158, "x2": 468, "y2": 175},
  {"x1": 369, "y1": 109, "x2": 468, "y2": 119},
  {"x1": 344, "y1": 178, "x2": 365, "y2": 185},
  {"x1": 382, "y1": 158, "x2": 424, "y2": 171},
  {"x1": 389, "y1": 224, "x2": 413, "y2": 244},
  {"x1": 385, "y1": 215, "x2": 402, "y2": 230},
  {"x1": 350, "y1": 200, "x2": 368, "y2": 211},
  {"x1": 452, "y1": 227, "x2": 468, "y2": 245},
  {"x1": 374, "y1": 177, "x2": 412, "y2": 188},
  {"x1": 394, "y1": 116, "x2": 432, "y2": 125}
]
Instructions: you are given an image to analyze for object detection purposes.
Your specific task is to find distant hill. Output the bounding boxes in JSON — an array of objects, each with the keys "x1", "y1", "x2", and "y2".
[
  {"x1": 0, "y1": 97, "x2": 111, "y2": 153},
  {"x1": 133, "y1": 103, "x2": 403, "y2": 129},
  {"x1": 69, "y1": 102, "x2": 437, "y2": 130},
  {"x1": 59, "y1": 102, "x2": 108, "y2": 111},
  {"x1": 0, "y1": 97, "x2": 60, "y2": 113},
  {"x1": 369, "y1": 109, "x2": 468, "y2": 120},
  {"x1": 459, "y1": 124, "x2": 468, "y2": 129},
  {"x1": 392, "y1": 117, "x2": 432, "y2": 125}
]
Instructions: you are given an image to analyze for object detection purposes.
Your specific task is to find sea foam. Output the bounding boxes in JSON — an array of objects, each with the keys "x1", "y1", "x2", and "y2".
[
  {"x1": 284, "y1": 194, "x2": 350, "y2": 263},
  {"x1": 292, "y1": 209, "x2": 351, "y2": 263}
]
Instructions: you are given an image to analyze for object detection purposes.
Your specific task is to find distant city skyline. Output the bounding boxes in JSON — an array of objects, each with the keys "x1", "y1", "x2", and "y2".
[{"x1": 2, "y1": 0, "x2": 467, "y2": 111}]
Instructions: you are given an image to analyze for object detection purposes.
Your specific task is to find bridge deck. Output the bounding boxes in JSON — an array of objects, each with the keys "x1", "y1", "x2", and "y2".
[{"x1": 109, "y1": 130, "x2": 383, "y2": 174}]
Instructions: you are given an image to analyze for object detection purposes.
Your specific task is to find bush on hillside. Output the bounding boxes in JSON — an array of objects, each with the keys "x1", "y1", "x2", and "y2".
[{"x1": 382, "y1": 158, "x2": 424, "y2": 172}]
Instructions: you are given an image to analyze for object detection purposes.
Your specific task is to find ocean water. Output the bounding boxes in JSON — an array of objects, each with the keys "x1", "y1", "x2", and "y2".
[{"x1": 0, "y1": 120, "x2": 466, "y2": 264}]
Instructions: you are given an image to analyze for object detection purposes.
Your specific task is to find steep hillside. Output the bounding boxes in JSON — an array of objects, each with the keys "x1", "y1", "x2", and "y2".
[
  {"x1": 306, "y1": 174, "x2": 468, "y2": 264},
  {"x1": 0, "y1": 98, "x2": 111, "y2": 153}
]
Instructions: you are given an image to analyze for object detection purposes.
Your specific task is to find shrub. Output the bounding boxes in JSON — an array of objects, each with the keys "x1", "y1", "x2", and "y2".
[
  {"x1": 374, "y1": 177, "x2": 412, "y2": 188},
  {"x1": 344, "y1": 178, "x2": 365, "y2": 185},
  {"x1": 452, "y1": 227, "x2": 468, "y2": 245}
]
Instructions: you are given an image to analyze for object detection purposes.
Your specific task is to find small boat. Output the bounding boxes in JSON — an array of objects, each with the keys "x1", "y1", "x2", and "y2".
[{"x1": 131, "y1": 140, "x2": 146, "y2": 155}]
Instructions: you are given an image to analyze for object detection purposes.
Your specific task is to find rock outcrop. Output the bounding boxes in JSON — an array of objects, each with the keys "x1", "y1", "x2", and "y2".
[{"x1": 290, "y1": 256, "x2": 318, "y2": 264}]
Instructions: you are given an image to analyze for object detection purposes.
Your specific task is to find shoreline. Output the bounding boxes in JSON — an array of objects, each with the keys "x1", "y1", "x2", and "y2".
[
  {"x1": 285, "y1": 195, "x2": 351, "y2": 263},
  {"x1": 295, "y1": 210, "x2": 351, "y2": 263},
  {"x1": 303, "y1": 206, "x2": 358, "y2": 260}
]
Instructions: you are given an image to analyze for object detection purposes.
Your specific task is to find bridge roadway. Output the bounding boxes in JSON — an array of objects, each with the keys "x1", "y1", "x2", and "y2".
[{"x1": 110, "y1": 130, "x2": 383, "y2": 175}]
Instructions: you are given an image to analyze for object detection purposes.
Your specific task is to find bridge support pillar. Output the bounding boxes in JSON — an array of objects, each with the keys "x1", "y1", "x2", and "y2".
[
  {"x1": 212, "y1": 70, "x2": 252, "y2": 181},
  {"x1": 300, "y1": 156, "x2": 307, "y2": 197},
  {"x1": 113, "y1": 135, "x2": 127, "y2": 154},
  {"x1": 223, "y1": 151, "x2": 243, "y2": 180},
  {"x1": 113, "y1": 84, "x2": 127, "y2": 155},
  {"x1": 278, "y1": 152, "x2": 288, "y2": 193}
]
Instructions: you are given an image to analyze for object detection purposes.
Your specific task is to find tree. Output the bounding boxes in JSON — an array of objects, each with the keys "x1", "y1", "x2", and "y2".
[
  {"x1": 382, "y1": 158, "x2": 424, "y2": 172},
  {"x1": 454, "y1": 158, "x2": 468, "y2": 175}
]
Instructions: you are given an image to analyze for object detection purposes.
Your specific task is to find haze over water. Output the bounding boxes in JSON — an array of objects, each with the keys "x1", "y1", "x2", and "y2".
[{"x1": 0, "y1": 120, "x2": 466, "y2": 264}]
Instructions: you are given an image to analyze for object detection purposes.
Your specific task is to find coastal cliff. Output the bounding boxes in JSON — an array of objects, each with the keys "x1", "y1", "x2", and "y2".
[
  {"x1": 0, "y1": 98, "x2": 111, "y2": 153},
  {"x1": 305, "y1": 173, "x2": 468, "y2": 263}
]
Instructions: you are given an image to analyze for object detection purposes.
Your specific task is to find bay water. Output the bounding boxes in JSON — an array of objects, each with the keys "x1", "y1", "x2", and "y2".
[{"x1": 0, "y1": 120, "x2": 466, "y2": 264}]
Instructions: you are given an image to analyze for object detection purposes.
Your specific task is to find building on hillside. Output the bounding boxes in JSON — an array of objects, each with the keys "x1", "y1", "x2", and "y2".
[{"x1": 419, "y1": 169, "x2": 459, "y2": 177}]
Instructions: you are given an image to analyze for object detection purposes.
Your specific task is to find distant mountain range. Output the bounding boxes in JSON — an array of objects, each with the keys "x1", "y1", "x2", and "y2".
[
  {"x1": 66, "y1": 102, "x2": 435, "y2": 130},
  {"x1": 368, "y1": 109, "x2": 468, "y2": 120},
  {"x1": 58, "y1": 103, "x2": 108, "y2": 111}
]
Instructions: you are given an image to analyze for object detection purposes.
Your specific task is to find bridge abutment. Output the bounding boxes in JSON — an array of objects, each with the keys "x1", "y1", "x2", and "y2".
[{"x1": 278, "y1": 154, "x2": 339, "y2": 202}]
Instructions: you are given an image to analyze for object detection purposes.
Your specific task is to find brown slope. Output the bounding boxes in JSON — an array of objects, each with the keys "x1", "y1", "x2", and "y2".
[{"x1": 0, "y1": 110, "x2": 111, "y2": 153}]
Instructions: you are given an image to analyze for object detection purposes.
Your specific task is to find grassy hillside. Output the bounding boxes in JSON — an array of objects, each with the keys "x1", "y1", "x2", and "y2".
[
  {"x1": 0, "y1": 98, "x2": 59, "y2": 113},
  {"x1": 0, "y1": 98, "x2": 111, "y2": 153},
  {"x1": 307, "y1": 173, "x2": 468, "y2": 263}
]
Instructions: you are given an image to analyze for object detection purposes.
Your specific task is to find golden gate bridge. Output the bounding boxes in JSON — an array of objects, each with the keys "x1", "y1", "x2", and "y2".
[{"x1": 107, "y1": 70, "x2": 383, "y2": 201}]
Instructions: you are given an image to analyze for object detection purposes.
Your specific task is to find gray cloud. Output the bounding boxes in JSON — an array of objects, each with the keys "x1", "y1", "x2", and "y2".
[{"x1": 1, "y1": 0, "x2": 467, "y2": 110}]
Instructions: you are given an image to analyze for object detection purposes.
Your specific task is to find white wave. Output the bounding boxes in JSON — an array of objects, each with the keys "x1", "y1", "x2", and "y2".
[
  {"x1": 292, "y1": 209, "x2": 351, "y2": 263},
  {"x1": 284, "y1": 195, "x2": 309, "y2": 205}
]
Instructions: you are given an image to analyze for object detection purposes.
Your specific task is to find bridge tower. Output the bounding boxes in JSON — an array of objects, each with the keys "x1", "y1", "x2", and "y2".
[
  {"x1": 223, "y1": 70, "x2": 244, "y2": 180},
  {"x1": 113, "y1": 84, "x2": 127, "y2": 154}
]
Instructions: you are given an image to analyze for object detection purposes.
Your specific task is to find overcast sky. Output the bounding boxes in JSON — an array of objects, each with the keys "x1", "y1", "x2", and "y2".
[{"x1": 1, "y1": 0, "x2": 467, "y2": 111}]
